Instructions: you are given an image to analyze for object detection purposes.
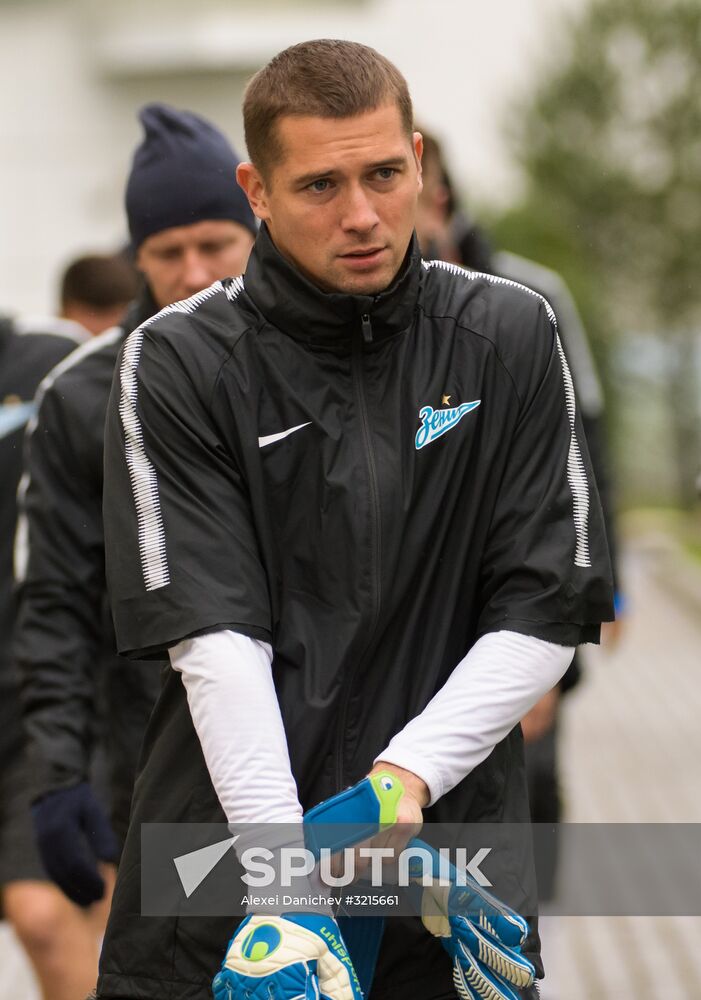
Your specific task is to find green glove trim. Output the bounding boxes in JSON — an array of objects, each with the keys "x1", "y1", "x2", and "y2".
[{"x1": 368, "y1": 771, "x2": 405, "y2": 826}]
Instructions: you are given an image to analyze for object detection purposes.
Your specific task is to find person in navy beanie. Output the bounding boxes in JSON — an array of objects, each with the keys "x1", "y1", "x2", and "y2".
[
  {"x1": 126, "y1": 103, "x2": 257, "y2": 251},
  {"x1": 125, "y1": 102, "x2": 257, "y2": 307},
  {"x1": 14, "y1": 102, "x2": 257, "y2": 1000}
]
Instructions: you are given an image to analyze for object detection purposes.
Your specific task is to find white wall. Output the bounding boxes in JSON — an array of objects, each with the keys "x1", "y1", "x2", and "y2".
[{"x1": 0, "y1": 0, "x2": 585, "y2": 314}]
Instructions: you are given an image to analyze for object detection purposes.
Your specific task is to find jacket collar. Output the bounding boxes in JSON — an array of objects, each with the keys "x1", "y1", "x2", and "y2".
[{"x1": 242, "y1": 223, "x2": 422, "y2": 347}]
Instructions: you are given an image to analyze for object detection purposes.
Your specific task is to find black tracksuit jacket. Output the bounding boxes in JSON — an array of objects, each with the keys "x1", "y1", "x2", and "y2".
[
  {"x1": 97, "y1": 228, "x2": 613, "y2": 1000},
  {"x1": 0, "y1": 317, "x2": 81, "y2": 765},
  {"x1": 13, "y1": 293, "x2": 162, "y2": 844}
]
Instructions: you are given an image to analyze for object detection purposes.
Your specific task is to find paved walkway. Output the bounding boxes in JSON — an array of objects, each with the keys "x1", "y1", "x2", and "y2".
[
  {"x1": 540, "y1": 534, "x2": 701, "y2": 999},
  {"x1": 1, "y1": 534, "x2": 700, "y2": 999}
]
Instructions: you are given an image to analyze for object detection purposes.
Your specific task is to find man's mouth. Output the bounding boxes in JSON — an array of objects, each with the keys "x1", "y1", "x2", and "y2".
[{"x1": 339, "y1": 247, "x2": 386, "y2": 266}]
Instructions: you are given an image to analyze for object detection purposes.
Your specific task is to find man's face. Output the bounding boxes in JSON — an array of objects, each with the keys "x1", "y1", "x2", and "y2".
[
  {"x1": 238, "y1": 103, "x2": 423, "y2": 295},
  {"x1": 414, "y1": 150, "x2": 451, "y2": 255},
  {"x1": 136, "y1": 219, "x2": 255, "y2": 309}
]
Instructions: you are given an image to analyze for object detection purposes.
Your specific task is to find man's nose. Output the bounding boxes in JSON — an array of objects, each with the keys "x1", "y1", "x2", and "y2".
[
  {"x1": 181, "y1": 250, "x2": 212, "y2": 294},
  {"x1": 341, "y1": 184, "x2": 380, "y2": 234}
]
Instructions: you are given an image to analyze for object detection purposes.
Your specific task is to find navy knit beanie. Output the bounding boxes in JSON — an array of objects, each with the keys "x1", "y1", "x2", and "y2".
[{"x1": 125, "y1": 103, "x2": 257, "y2": 248}]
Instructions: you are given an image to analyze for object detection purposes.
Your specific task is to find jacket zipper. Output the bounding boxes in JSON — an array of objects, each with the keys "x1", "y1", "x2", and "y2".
[
  {"x1": 335, "y1": 313, "x2": 382, "y2": 789},
  {"x1": 360, "y1": 313, "x2": 373, "y2": 344}
]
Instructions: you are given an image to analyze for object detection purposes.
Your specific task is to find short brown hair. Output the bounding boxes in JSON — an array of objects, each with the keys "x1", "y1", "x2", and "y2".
[
  {"x1": 60, "y1": 253, "x2": 140, "y2": 311},
  {"x1": 243, "y1": 39, "x2": 413, "y2": 177}
]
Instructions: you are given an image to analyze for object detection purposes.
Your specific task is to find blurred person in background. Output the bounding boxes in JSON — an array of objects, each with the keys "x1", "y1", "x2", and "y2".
[
  {"x1": 11, "y1": 103, "x2": 256, "y2": 1000},
  {"x1": 415, "y1": 126, "x2": 622, "y2": 906},
  {"x1": 0, "y1": 250, "x2": 136, "y2": 1000},
  {"x1": 60, "y1": 254, "x2": 140, "y2": 337}
]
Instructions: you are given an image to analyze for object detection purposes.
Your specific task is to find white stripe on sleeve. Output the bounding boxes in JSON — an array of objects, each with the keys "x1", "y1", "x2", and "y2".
[{"x1": 118, "y1": 281, "x2": 235, "y2": 592}]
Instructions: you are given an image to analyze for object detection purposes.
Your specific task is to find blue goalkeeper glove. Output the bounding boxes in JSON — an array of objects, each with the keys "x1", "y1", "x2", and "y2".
[
  {"x1": 408, "y1": 839, "x2": 535, "y2": 1000},
  {"x1": 213, "y1": 775, "x2": 402, "y2": 999},
  {"x1": 304, "y1": 776, "x2": 535, "y2": 1000},
  {"x1": 304, "y1": 771, "x2": 404, "y2": 857},
  {"x1": 304, "y1": 773, "x2": 404, "y2": 997},
  {"x1": 212, "y1": 913, "x2": 363, "y2": 1000}
]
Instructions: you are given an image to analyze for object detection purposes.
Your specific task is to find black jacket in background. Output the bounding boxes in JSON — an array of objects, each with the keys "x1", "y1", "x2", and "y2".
[
  {"x1": 13, "y1": 291, "x2": 163, "y2": 844},
  {"x1": 0, "y1": 316, "x2": 84, "y2": 764}
]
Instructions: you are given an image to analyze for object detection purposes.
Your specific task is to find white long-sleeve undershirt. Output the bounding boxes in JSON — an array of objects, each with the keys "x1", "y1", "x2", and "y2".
[
  {"x1": 169, "y1": 630, "x2": 303, "y2": 827},
  {"x1": 375, "y1": 630, "x2": 574, "y2": 805},
  {"x1": 169, "y1": 629, "x2": 573, "y2": 824}
]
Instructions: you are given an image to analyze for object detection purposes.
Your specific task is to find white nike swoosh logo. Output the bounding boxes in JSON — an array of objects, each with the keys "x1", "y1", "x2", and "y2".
[{"x1": 258, "y1": 421, "x2": 312, "y2": 449}]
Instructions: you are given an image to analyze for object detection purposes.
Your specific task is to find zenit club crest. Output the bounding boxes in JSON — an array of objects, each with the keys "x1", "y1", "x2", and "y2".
[{"x1": 415, "y1": 400, "x2": 481, "y2": 450}]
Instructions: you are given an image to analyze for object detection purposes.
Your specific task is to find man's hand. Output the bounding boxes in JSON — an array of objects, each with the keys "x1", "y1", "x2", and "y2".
[
  {"x1": 410, "y1": 840, "x2": 535, "y2": 1000},
  {"x1": 213, "y1": 913, "x2": 363, "y2": 1000},
  {"x1": 369, "y1": 762, "x2": 428, "y2": 821},
  {"x1": 31, "y1": 781, "x2": 119, "y2": 906},
  {"x1": 304, "y1": 768, "x2": 425, "y2": 880},
  {"x1": 303, "y1": 770, "x2": 406, "y2": 858},
  {"x1": 356, "y1": 763, "x2": 426, "y2": 874}
]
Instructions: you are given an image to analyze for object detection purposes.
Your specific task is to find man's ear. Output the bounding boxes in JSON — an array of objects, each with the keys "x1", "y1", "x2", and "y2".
[
  {"x1": 413, "y1": 131, "x2": 424, "y2": 195},
  {"x1": 237, "y1": 162, "x2": 271, "y2": 222}
]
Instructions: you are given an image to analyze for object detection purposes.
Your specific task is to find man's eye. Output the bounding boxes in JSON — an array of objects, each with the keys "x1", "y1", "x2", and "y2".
[
  {"x1": 376, "y1": 168, "x2": 396, "y2": 180},
  {"x1": 309, "y1": 179, "x2": 330, "y2": 193}
]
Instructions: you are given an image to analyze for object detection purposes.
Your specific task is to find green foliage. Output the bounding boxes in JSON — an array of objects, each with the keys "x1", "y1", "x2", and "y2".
[{"x1": 498, "y1": 0, "x2": 701, "y2": 332}]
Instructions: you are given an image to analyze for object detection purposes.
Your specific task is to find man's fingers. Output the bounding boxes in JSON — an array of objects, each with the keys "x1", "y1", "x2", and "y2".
[
  {"x1": 305, "y1": 773, "x2": 424, "y2": 886},
  {"x1": 354, "y1": 793, "x2": 424, "y2": 878},
  {"x1": 338, "y1": 822, "x2": 420, "y2": 882}
]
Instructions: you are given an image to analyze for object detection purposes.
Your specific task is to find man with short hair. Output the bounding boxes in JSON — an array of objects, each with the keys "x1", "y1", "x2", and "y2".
[
  {"x1": 98, "y1": 42, "x2": 613, "y2": 1000},
  {"x1": 14, "y1": 101, "x2": 255, "y2": 943},
  {"x1": 59, "y1": 253, "x2": 140, "y2": 336}
]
